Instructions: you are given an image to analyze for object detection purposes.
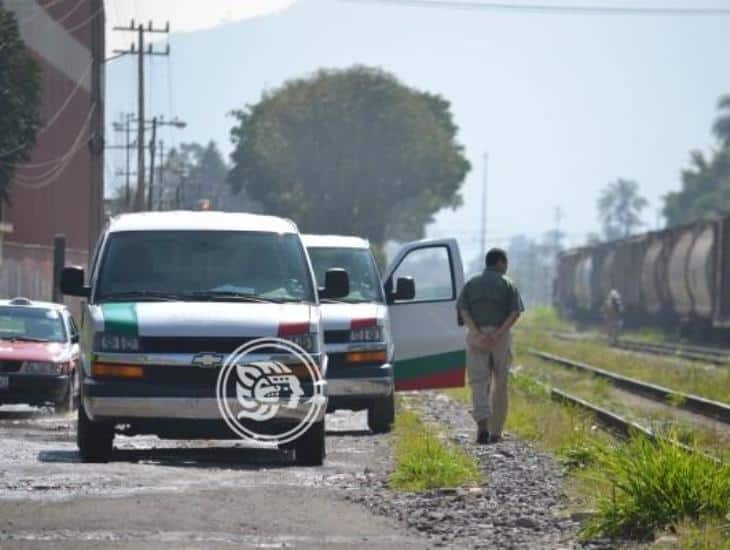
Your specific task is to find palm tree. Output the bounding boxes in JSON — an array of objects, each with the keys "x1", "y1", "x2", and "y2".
[{"x1": 712, "y1": 95, "x2": 730, "y2": 147}]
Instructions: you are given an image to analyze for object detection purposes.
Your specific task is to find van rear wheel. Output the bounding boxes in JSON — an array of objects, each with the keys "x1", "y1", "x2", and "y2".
[{"x1": 77, "y1": 403, "x2": 114, "y2": 463}]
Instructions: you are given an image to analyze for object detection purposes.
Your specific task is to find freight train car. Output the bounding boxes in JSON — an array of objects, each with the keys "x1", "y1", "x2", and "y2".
[{"x1": 555, "y1": 216, "x2": 730, "y2": 338}]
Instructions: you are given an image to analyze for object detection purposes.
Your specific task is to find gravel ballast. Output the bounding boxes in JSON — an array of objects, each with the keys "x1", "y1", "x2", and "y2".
[{"x1": 342, "y1": 391, "x2": 614, "y2": 549}]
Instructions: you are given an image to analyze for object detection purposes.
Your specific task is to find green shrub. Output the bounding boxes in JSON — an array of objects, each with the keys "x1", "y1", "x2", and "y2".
[
  {"x1": 583, "y1": 435, "x2": 730, "y2": 540},
  {"x1": 390, "y1": 407, "x2": 482, "y2": 492}
]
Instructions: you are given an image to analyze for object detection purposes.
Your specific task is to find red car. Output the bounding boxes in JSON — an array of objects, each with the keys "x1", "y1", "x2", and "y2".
[{"x1": 0, "y1": 297, "x2": 80, "y2": 412}]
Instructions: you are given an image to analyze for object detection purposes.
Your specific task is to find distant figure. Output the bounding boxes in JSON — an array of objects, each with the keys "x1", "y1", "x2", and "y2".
[
  {"x1": 457, "y1": 248, "x2": 524, "y2": 445},
  {"x1": 603, "y1": 289, "x2": 623, "y2": 345}
]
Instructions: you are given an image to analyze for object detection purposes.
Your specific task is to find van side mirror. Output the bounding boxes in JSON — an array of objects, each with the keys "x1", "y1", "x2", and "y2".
[
  {"x1": 70, "y1": 332, "x2": 80, "y2": 344},
  {"x1": 61, "y1": 267, "x2": 90, "y2": 298},
  {"x1": 387, "y1": 276, "x2": 415, "y2": 304},
  {"x1": 321, "y1": 268, "x2": 350, "y2": 299}
]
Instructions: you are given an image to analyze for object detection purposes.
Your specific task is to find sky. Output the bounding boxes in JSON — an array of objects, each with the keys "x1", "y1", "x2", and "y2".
[{"x1": 103, "y1": 0, "x2": 730, "y2": 265}]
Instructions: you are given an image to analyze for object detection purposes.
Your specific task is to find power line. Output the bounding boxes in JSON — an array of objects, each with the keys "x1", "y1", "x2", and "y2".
[
  {"x1": 0, "y1": 61, "x2": 93, "y2": 159},
  {"x1": 342, "y1": 0, "x2": 730, "y2": 15}
]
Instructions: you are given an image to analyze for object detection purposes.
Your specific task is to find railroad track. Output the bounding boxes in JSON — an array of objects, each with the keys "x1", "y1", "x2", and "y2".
[
  {"x1": 541, "y1": 382, "x2": 720, "y2": 463},
  {"x1": 613, "y1": 339, "x2": 730, "y2": 366},
  {"x1": 529, "y1": 349, "x2": 730, "y2": 424},
  {"x1": 550, "y1": 331, "x2": 730, "y2": 365}
]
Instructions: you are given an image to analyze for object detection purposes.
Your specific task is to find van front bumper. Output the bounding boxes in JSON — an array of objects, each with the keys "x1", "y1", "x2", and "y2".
[
  {"x1": 326, "y1": 360, "x2": 393, "y2": 411},
  {"x1": 82, "y1": 378, "x2": 327, "y2": 438}
]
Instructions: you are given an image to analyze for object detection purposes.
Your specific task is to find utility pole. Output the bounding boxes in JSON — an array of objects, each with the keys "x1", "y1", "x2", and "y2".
[
  {"x1": 112, "y1": 20, "x2": 170, "y2": 211},
  {"x1": 110, "y1": 113, "x2": 135, "y2": 209},
  {"x1": 147, "y1": 117, "x2": 157, "y2": 210},
  {"x1": 89, "y1": 0, "x2": 105, "y2": 252},
  {"x1": 479, "y1": 152, "x2": 488, "y2": 260},
  {"x1": 146, "y1": 117, "x2": 185, "y2": 210},
  {"x1": 157, "y1": 140, "x2": 165, "y2": 210}
]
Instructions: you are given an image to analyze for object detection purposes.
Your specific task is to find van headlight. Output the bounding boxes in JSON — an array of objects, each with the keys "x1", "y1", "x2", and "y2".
[
  {"x1": 95, "y1": 333, "x2": 141, "y2": 352},
  {"x1": 350, "y1": 326, "x2": 384, "y2": 342},
  {"x1": 21, "y1": 361, "x2": 62, "y2": 374}
]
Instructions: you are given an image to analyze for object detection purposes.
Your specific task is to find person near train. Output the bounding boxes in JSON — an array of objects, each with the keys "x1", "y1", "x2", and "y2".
[
  {"x1": 457, "y1": 248, "x2": 524, "y2": 444},
  {"x1": 603, "y1": 289, "x2": 623, "y2": 345}
]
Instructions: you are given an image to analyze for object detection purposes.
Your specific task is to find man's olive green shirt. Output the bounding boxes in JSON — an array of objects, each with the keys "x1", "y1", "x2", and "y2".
[{"x1": 457, "y1": 268, "x2": 525, "y2": 328}]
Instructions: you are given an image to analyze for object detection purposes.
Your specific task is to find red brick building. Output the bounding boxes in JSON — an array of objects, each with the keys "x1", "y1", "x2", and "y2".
[{"x1": 0, "y1": 0, "x2": 104, "y2": 300}]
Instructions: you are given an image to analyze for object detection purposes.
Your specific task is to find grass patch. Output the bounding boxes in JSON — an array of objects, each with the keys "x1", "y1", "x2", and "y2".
[
  {"x1": 672, "y1": 518, "x2": 730, "y2": 549},
  {"x1": 518, "y1": 305, "x2": 571, "y2": 333},
  {"x1": 390, "y1": 405, "x2": 482, "y2": 492},
  {"x1": 514, "y1": 326, "x2": 730, "y2": 405},
  {"x1": 582, "y1": 435, "x2": 730, "y2": 540}
]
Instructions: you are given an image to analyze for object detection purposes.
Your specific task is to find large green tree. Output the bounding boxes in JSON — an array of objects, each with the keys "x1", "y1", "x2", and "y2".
[
  {"x1": 0, "y1": 7, "x2": 41, "y2": 201},
  {"x1": 597, "y1": 178, "x2": 648, "y2": 240},
  {"x1": 228, "y1": 66, "x2": 470, "y2": 244}
]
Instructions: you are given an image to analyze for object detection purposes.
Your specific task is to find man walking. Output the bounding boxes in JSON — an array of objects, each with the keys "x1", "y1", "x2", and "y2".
[{"x1": 457, "y1": 248, "x2": 524, "y2": 444}]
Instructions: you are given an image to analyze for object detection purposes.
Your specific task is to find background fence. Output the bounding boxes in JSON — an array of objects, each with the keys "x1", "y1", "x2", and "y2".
[{"x1": 0, "y1": 241, "x2": 88, "y2": 316}]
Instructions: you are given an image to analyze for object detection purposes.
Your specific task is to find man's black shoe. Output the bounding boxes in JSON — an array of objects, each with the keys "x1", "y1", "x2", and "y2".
[{"x1": 477, "y1": 431, "x2": 490, "y2": 445}]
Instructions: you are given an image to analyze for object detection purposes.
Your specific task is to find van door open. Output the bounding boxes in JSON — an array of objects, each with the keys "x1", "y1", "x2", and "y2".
[{"x1": 384, "y1": 238, "x2": 466, "y2": 390}]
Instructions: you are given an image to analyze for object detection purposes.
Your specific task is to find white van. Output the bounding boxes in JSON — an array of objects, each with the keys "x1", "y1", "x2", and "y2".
[
  {"x1": 303, "y1": 234, "x2": 467, "y2": 433},
  {"x1": 61, "y1": 211, "x2": 349, "y2": 466}
]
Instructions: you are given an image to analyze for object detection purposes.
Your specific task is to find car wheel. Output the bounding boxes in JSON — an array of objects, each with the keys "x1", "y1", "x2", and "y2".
[
  {"x1": 77, "y1": 402, "x2": 114, "y2": 463},
  {"x1": 55, "y1": 372, "x2": 77, "y2": 414},
  {"x1": 294, "y1": 421, "x2": 325, "y2": 466},
  {"x1": 368, "y1": 393, "x2": 395, "y2": 434}
]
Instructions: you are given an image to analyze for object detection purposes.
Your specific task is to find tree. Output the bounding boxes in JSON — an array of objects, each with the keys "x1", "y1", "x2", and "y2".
[
  {"x1": 0, "y1": 8, "x2": 41, "y2": 201},
  {"x1": 712, "y1": 94, "x2": 730, "y2": 148},
  {"x1": 228, "y1": 66, "x2": 470, "y2": 245},
  {"x1": 597, "y1": 179, "x2": 648, "y2": 241},
  {"x1": 663, "y1": 95, "x2": 730, "y2": 227},
  {"x1": 157, "y1": 140, "x2": 258, "y2": 211}
]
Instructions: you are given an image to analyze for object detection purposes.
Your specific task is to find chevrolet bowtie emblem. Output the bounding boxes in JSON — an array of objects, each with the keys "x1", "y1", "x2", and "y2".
[{"x1": 191, "y1": 352, "x2": 224, "y2": 368}]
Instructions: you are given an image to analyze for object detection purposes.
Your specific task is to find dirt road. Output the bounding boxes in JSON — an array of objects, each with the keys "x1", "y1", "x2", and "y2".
[{"x1": 0, "y1": 407, "x2": 428, "y2": 549}]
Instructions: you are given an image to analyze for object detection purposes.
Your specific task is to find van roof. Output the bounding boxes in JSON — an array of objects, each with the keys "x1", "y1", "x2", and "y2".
[
  {"x1": 107, "y1": 211, "x2": 299, "y2": 234},
  {"x1": 301, "y1": 234, "x2": 370, "y2": 249}
]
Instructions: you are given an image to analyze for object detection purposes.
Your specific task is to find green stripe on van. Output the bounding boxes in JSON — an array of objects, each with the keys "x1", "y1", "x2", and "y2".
[
  {"x1": 101, "y1": 303, "x2": 139, "y2": 336},
  {"x1": 394, "y1": 349, "x2": 466, "y2": 382}
]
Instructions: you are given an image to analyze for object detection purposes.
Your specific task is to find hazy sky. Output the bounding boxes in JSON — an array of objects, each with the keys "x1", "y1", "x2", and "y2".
[{"x1": 104, "y1": 0, "x2": 730, "y2": 264}]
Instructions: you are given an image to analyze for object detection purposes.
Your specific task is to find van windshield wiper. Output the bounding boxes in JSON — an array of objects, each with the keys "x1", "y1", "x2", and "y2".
[
  {"x1": 187, "y1": 291, "x2": 276, "y2": 303},
  {"x1": 98, "y1": 291, "x2": 184, "y2": 302}
]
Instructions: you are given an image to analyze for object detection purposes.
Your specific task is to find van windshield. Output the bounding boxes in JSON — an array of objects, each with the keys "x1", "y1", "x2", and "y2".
[
  {"x1": 307, "y1": 247, "x2": 384, "y2": 303},
  {"x1": 95, "y1": 231, "x2": 315, "y2": 303}
]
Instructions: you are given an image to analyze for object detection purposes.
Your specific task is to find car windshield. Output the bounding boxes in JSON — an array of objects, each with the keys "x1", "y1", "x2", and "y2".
[
  {"x1": 95, "y1": 230, "x2": 315, "y2": 303},
  {"x1": 307, "y1": 247, "x2": 384, "y2": 304},
  {"x1": 0, "y1": 306, "x2": 67, "y2": 343}
]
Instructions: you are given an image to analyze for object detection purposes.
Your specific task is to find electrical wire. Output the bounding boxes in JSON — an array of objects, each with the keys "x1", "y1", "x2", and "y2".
[
  {"x1": 63, "y1": 2, "x2": 104, "y2": 34},
  {"x1": 0, "y1": 61, "x2": 93, "y2": 159},
  {"x1": 13, "y1": 107, "x2": 95, "y2": 189},
  {"x1": 341, "y1": 0, "x2": 730, "y2": 16}
]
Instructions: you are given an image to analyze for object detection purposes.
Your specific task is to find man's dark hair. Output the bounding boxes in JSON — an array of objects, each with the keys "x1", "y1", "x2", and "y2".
[{"x1": 485, "y1": 248, "x2": 508, "y2": 268}]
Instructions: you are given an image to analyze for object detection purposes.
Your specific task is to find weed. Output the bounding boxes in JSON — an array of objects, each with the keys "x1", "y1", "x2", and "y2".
[
  {"x1": 389, "y1": 405, "x2": 482, "y2": 492},
  {"x1": 582, "y1": 435, "x2": 730, "y2": 540}
]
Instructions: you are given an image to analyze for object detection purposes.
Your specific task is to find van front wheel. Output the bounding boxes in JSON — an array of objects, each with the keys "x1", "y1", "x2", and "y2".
[
  {"x1": 294, "y1": 422, "x2": 325, "y2": 466},
  {"x1": 77, "y1": 403, "x2": 114, "y2": 463},
  {"x1": 368, "y1": 394, "x2": 395, "y2": 434}
]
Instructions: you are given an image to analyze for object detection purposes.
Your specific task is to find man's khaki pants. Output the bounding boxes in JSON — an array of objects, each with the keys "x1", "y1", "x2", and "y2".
[{"x1": 466, "y1": 326, "x2": 512, "y2": 435}]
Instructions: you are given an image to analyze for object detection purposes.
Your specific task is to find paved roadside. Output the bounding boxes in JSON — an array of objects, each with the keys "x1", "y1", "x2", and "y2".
[{"x1": 0, "y1": 408, "x2": 428, "y2": 549}]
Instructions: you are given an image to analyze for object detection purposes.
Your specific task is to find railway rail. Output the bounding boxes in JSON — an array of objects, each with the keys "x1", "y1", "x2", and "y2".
[
  {"x1": 550, "y1": 331, "x2": 730, "y2": 365},
  {"x1": 542, "y1": 383, "x2": 720, "y2": 463},
  {"x1": 613, "y1": 339, "x2": 730, "y2": 366},
  {"x1": 529, "y1": 349, "x2": 730, "y2": 424}
]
